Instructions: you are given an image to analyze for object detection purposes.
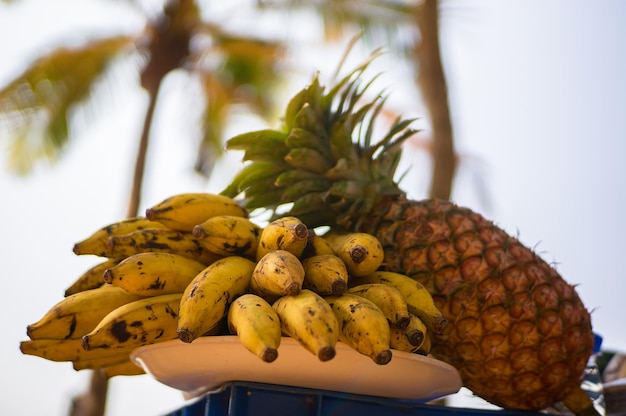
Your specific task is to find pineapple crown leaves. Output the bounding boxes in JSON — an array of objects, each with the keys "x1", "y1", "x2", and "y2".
[{"x1": 222, "y1": 51, "x2": 419, "y2": 229}]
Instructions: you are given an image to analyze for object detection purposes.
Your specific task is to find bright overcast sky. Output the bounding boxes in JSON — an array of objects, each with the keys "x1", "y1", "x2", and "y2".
[{"x1": 1, "y1": 1, "x2": 625, "y2": 415}]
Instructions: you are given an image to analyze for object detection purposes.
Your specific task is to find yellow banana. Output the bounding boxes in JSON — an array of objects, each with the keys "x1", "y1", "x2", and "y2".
[
  {"x1": 417, "y1": 331, "x2": 432, "y2": 355},
  {"x1": 325, "y1": 293, "x2": 392, "y2": 365},
  {"x1": 20, "y1": 338, "x2": 136, "y2": 362},
  {"x1": 145, "y1": 192, "x2": 248, "y2": 232},
  {"x1": 27, "y1": 285, "x2": 144, "y2": 340},
  {"x1": 177, "y1": 256, "x2": 255, "y2": 344},
  {"x1": 256, "y1": 216, "x2": 309, "y2": 261},
  {"x1": 192, "y1": 215, "x2": 261, "y2": 259},
  {"x1": 72, "y1": 353, "x2": 131, "y2": 371},
  {"x1": 324, "y1": 232, "x2": 384, "y2": 277},
  {"x1": 250, "y1": 250, "x2": 305, "y2": 300},
  {"x1": 72, "y1": 217, "x2": 168, "y2": 257},
  {"x1": 102, "y1": 252, "x2": 207, "y2": 296},
  {"x1": 103, "y1": 360, "x2": 145, "y2": 378},
  {"x1": 227, "y1": 293, "x2": 282, "y2": 363},
  {"x1": 346, "y1": 283, "x2": 411, "y2": 329},
  {"x1": 64, "y1": 259, "x2": 119, "y2": 297},
  {"x1": 389, "y1": 313, "x2": 427, "y2": 353},
  {"x1": 301, "y1": 232, "x2": 335, "y2": 259},
  {"x1": 358, "y1": 270, "x2": 448, "y2": 334},
  {"x1": 272, "y1": 289, "x2": 338, "y2": 362},
  {"x1": 106, "y1": 228, "x2": 222, "y2": 265},
  {"x1": 81, "y1": 293, "x2": 182, "y2": 351},
  {"x1": 302, "y1": 254, "x2": 348, "y2": 295}
]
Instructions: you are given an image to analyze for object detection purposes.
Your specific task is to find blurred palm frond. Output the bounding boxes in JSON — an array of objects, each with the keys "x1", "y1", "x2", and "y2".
[{"x1": 0, "y1": 36, "x2": 136, "y2": 174}]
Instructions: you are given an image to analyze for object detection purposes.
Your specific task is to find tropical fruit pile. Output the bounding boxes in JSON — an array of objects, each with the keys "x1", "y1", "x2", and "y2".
[
  {"x1": 21, "y1": 53, "x2": 598, "y2": 416},
  {"x1": 20, "y1": 192, "x2": 446, "y2": 379}
]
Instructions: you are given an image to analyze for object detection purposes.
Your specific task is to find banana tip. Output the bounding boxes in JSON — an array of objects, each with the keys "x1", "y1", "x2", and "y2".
[
  {"x1": 406, "y1": 328, "x2": 425, "y2": 347},
  {"x1": 331, "y1": 280, "x2": 347, "y2": 295},
  {"x1": 191, "y1": 226, "x2": 206, "y2": 239},
  {"x1": 317, "y1": 346, "x2": 336, "y2": 362},
  {"x1": 102, "y1": 269, "x2": 113, "y2": 284},
  {"x1": 348, "y1": 246, "x2": 367, "y2": 264},
  {"x1": 81, "y1": 336, "x2": 91, "y2": 351},
  {"x1": 261, "y1": 348, "x2": 278, "y2": 363},
  {"x1": 374, "y1": 349, "x2": 392, "y2": 365},
  {"x1": 177, "y1": 329, "x2": 195, "y2": 344},
  {"x1": 433, "y1": 316, "x2": 449, "y2": 335},
  {"x1": 396, "y1": 315, "x2": 411, "y2": 330}
]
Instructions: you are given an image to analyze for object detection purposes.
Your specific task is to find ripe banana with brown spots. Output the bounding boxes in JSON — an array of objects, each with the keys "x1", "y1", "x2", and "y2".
[
  {"x1": 346, "y1": 283, "x2": 411, "y2": 329},
  {"x1": 256, "y1": 216, "x2": 309, "y2": 260},
  {"x1": 250, "y1": 250, "x2": 305, "y2": 300},
  {"x1": 72, "y1": 353, "x2": 132, "y2": 371},
  {"x1": 272, "y1": 289, "x2": 339, "y2": 362},
  {"x1": 227, "y1": 293, "x2": 282, "y2": 363},
  {"x1": 145, "y1": 192, "x2": 248, "y2": 232},
  {"x1": 20, "y1": 338, "x2": 136, "y2": 363},
  {"x1": 102, "y1": 252, "x2": 207, "y2": 296},
  {"x1": 81, "y1": 293, "x2": 182, "y2": 351},
  {"x1": 389, "y1": 313, "x2": 428, "y2": 353},
  {"x1": 417, "y1": 331, "x2": 432, "y2": 355},
  {"x1": 325, "y1": 293, "x2": 392, "y2": 365},
  {"x1": 302, "y1": 254, "x2": 348, "y2": 295},
  {"x1": 27, "y1": 284, "x2": 144, "y2": 340},
  {"x1": 192, "y1": 215, "x2": 261, "y2": 259},
  {"x1": 324, "y1": 232, "x2": 384, "y2": 277},
  {"x1": 102, "y1": 360, "x2": 145, "y2": 378},
  {"x1": 72, "y1": 217, "x2": 168, "y2": 257},
  {"x1": 301, "y1": 232, "x2": 335, "y2": 259},
  {"x1": 64, "y1": 259, "x2": 120, "y2": 296},
  {"x1": 106, "y1": 228, "x2": 222, "y2": 265},
  {"x1": 358, "y1": 270, "x2": 448, "y2": 334},
  {"x1": 177, "y1": 256, "x2": 255, "y2": 344}
]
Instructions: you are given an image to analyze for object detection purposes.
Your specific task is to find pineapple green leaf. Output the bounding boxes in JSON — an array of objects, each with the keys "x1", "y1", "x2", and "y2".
[
  {"x1": 284, "y1": 77, "x2": 323, "y2": 132},
  {"x1": 292, "y1": 103, "x2": 328, "y2": 141},
  {"x1": 275, "y1": 169, "x2": 324, "y2": 187},
  {"x1": 245, "y1": 189, "x2": 286, "y2": 211},
  {"x1": 285, "y1": 127, "x2": 333, "y2": 160},
  {"x1": 284, "y1": 147, "x2": 333, "y2": 175},
  {"x1": 281, "y1": 177, "x2": 331, "y2": 201},
  {"x1": 288, "y1": 193, "x2": 338, "y2": 226},
  {"x1": 322, "y1": 47, "x2": 384, "y2": 111},
  {"x1": 221, "y1": 161, "x2": 286, "y2": 198},
  {"x1": 226, "y1": 129, "x2": 288, "y2": 150}
]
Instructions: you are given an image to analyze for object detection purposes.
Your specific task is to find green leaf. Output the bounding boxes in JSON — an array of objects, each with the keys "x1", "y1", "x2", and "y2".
[
  {"x1": 285, "y1": 127, "x2": 333, "y2": 160},
  {"x1": 292, "y1": 104, "x2": 328, "y2": 141},
  {"x1": 282, "y1": 177, "x2": 331, "y2": 201},
  {"x1": 284, "y1": 77, "x2": 323, "y2": 131},
  {"x1": 284, "y1": 147, "x2": 333, "y2": 175},
  {"x1": 275, "y1": 169, "x2": 323, "y2": 187},
  {"x1": 0, "y1": 35, "x2": 135, "y2": 173}
]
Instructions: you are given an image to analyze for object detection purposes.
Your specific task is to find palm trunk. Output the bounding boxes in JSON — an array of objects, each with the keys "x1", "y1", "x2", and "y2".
[
  {"x1": 414, "y1": 0, "x2": 456, "y2": 200},
  {"x1": 126, "y1": 83, "x2": 161, "y2": 218}
]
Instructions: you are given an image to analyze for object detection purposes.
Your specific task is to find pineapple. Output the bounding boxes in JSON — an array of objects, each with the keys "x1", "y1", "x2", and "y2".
[{"x1": 221, "y1": 56, "x2": 596, "y2": 415}]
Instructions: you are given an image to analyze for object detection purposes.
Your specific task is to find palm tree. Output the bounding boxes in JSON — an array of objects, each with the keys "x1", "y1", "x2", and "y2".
[{"x1": 0, "y1": 0, "x2": 285, "y2": 216}]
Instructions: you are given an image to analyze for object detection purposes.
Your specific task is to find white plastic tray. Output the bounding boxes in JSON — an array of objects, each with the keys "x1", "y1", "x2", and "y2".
[{"x1": 131, "y1": 336, "x2": 462, "y2": 401}]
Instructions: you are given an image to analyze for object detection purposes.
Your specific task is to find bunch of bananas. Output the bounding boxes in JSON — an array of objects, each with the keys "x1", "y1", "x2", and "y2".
[{"x1": 20, "y1": 192, "x2": 447, "y2": 378}]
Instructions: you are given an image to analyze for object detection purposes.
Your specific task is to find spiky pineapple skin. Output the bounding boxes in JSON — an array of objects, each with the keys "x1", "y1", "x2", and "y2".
[{"x1": 359, "y1": 196, "x2": 594, "y2": 411}]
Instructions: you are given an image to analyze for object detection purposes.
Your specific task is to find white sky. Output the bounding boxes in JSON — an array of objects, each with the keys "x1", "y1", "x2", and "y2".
[{"x1": 1, "y1": 1, "x2": 625, "y2": 415}]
